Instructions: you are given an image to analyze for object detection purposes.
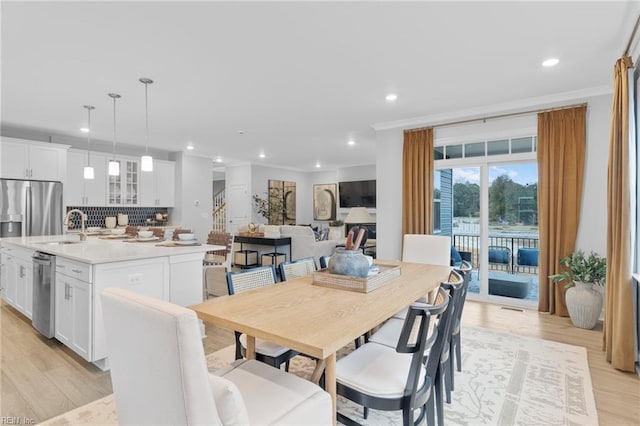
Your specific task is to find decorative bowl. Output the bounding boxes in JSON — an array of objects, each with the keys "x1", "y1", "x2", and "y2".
[
  {"x1": 138, "y1": 230, "x2": 154, "y2": 238},
  {"x1": 111, "y1": 228, "x2": 126, "y2": 235},
  {"x1": 178, "y1": 233, "x2": 195, "y2": 241}
]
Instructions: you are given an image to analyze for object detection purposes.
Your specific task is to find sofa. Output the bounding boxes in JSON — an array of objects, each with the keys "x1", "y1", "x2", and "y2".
[{"x1": 235, "y1": 224, "x2": 338, "y2": 268}]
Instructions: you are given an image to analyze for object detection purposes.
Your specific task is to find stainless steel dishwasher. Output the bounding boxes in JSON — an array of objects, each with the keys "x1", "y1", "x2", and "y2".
[{"x1": 32, "y1": 252, "x2": 55, "y2": 338}]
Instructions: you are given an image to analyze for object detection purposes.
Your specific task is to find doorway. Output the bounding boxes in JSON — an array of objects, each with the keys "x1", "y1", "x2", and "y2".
[{"x1": 436, "y1": 160, "x2": 539, "y2": 308}]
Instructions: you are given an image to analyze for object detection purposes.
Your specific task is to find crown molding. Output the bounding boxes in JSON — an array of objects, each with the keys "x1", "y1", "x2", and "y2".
[{"x1": 371, "y1": 85, "x2": 613, "y2": 132}]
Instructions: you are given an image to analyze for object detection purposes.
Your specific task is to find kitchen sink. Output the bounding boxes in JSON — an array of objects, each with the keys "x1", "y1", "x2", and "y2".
[{"x1": 38, "y1": 240, "x2": 83, "y2": 245}]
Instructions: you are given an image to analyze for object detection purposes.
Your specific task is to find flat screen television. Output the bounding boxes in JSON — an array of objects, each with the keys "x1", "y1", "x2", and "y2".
[{"x1": 338, "y1": 180, "x2": 376, "y2": 208}]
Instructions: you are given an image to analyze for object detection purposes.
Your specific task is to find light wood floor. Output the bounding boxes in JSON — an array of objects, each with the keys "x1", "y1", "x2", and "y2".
[{"x1": 1, "y1": 299, "x2": 638, "y2": 424}]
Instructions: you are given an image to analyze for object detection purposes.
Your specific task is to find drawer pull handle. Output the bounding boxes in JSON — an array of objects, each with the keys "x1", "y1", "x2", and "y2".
[
  {"x1": 71, "y1": 269, "x2": 82, "y2": 274},
  {"x1": 57, "y1": 265, "x2": 66, "y2": 269}
]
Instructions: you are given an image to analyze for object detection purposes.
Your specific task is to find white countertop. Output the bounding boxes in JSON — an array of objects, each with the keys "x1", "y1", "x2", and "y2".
[{"x1": 0, "y1": 234, "x2": 223, "y2": 264}]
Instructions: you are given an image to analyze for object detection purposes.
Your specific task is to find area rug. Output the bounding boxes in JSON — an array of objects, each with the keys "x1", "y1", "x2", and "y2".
[{"x1": 40, "y1": 327, "x2": 598, "y2": 425}]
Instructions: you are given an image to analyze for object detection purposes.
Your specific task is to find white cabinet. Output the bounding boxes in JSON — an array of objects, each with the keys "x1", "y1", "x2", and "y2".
[
  {"x1": 0, "y1": 137, "x2": 68, "y2": 181},
  {"x1": 55, "y1": 257, "x2": 92, "y2": 361},
  {"x1": 55, "y1": 274, "x2": 92, "y2": 360},
  {"x1": 92, "y1": 257, "x2": 169, "y2": 363},
  {"x1": 169, "y1": 253, "x2": 204, "y2": 306},
  {"x1": 14, "y1": 256, "x2": 33, "y2": 319},
  {"x1": 0, "y1": 244, "x2": 34, "y2": 319},
  {"x1": 0, "y1": 248, "x2": 18, "y2": 306},
  {"x1": 66, "y1": 150, "x2": 107, "y2": 206},
  {"x1": 107, "y1": 157, "x2": 139, "y2": 206},
  {"x1": 140, "y1": 160, "x2": 175, "y2": 207}
]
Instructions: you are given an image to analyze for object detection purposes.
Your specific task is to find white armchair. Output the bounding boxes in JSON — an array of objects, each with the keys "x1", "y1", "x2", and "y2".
[
  {"x1": 279, "y1": 225, "x2": 338, "y2": 267},
  {"x1": 101, "y1": 287, "x2": 332, "y2": 425}
]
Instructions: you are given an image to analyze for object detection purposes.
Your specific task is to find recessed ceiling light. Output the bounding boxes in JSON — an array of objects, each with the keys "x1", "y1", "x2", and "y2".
[
  {"x1": 385, "y1": 94, "x2": 398, "y2": 101},
  {"x1": 259, "y1": 152, "x2": 266, "y2": 159},
  {"x1": 348, "y1": 140, "x2": 355, "y2": 146},
  {"x1": 542, "y1": 58, "x2": 559, "y2": 67},
  {"x1": 215, "y1": 157, "x2": 223, "y2": 163},
  {"x1": 80, "y1": 127, "x2": 90, "y2": 133},
  {"x1": 186, "y1": 144, "x2": 194, "y2": 150},
  {"x1": 315, "y1": 162, "x2": 321, "y2": 168}
]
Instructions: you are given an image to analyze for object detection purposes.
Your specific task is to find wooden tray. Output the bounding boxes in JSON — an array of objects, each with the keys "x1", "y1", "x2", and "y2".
[
  {"x1": 312, "y1": 263, "x2": 401, "y2": 293},
  {"x1": 123, "y1": 237, "x2": 161, "y2": 243},
  {"x1": 99, "y1": 234, "x2": 132, "y2": 239},
  {"x1": 238, "y1": 232, "x2": 264, "y2": 237}
]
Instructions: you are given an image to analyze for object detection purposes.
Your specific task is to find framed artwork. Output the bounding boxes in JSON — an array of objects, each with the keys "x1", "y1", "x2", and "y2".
[
  {"x1": 268, "y1": 179, "x2": 296, "y2": 225},
  {"x1": 313, "y1": 183, "x2": 337, "y2": 221}
]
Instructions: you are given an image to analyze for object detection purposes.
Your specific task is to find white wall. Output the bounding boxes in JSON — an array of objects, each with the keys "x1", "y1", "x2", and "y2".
[
  {"x1": 376, "y1": 129, "x2": 404, "y2": 260},
  {"x1": 375, "y1": 93, "x2": 612, "y2": 260},
  {"x1": 170, "y1": 153, "x2": 215, "y2": 242},
  {"x1": 251, "y1": 165, "x2": 310, "y2": 224},
  {"x1": 575, "y1": 94, "x2": 610, "y2": 256},
  {"x1": 223, "y1": 164, "x2": 377, "y2": 229}
]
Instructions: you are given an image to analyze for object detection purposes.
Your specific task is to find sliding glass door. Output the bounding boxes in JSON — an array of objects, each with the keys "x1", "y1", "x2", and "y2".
[{"x1": 435, "y1": 140, "x2": 539, "y2": 308}]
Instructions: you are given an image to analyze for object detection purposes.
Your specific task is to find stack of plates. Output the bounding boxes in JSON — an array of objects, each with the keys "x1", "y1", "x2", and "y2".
[{"x1": 175, "y1": 239, "x2": 198, "y2": 245}]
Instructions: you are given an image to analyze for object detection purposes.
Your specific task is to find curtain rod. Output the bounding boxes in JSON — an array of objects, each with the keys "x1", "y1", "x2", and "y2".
[
  {"x1": 403, "y1": 102, "x2": 588, "y2": 133},
  {"x1": 624, "y1": 14, "x2": 640, "y2": 57}
]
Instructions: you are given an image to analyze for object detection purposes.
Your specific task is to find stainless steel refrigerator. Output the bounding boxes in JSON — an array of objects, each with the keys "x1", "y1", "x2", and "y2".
[{"x1": 0, "y1": 179, "x2": 63, "y2": 238}]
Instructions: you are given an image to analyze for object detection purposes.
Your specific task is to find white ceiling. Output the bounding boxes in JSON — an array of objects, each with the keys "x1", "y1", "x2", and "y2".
[{"x1": 2, "y1": 1, "x2": 638, "y2": 171}]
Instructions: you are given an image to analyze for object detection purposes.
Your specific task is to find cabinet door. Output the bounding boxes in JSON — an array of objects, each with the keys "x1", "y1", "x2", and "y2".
[
  {"x1": 54, "y1": 275, "x2": 73, "y2": 345},
  {"x1": 84, "y1": 153, "x2": 107, "y2": 206},
  {"x1": 107, "y1": 160, "x2": 123, "y2": 205},
  {"x1": 29, "y1": 144, "x2": 66, "y2": 181},
  {"x1": 70, "y1": 279, "x2": 92, "y2": 360},
  {"x1": 139, "y1": 166, "x2": 156, "y2": 207},
  {"x1": 107, "y1": 157, "x2": 139, "y2": 206},
  {"x1": 66, "y1": 151, "x2": 86, "y2": 205},
  {"x1": 14, "y1": 257, "x2": 32, "y2": 319},
  {"x1": 123, "y1": 159, "x2": 139, "y2": 205},
  {"x1": 156, "y1": 161, "x2": 175, "y2": 207},
  {"x1": 0, "y1": 140, "x2": 28, "y2": 179},
  {"x1": 1, "y1": 255, "x2": 17, "y2": 306}
]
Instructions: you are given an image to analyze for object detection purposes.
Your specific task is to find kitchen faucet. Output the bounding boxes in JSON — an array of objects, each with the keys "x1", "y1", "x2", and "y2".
[{"x1": 64, "y1": 209, "x2": 88, "y2": 241}]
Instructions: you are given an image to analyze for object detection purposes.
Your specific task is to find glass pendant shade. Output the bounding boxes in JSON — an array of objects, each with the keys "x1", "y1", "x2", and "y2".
[
  {"x1": 141, "y1": 155, "x2": 153, "y2": 171},
  {"x1": 108, "y1": 160, "x2": 120, "y2": 176},
  {"x1": 139, "y1": 77, "x2": 154, "y2": 172},
  {"x1": 108, "y1": 93, "x2": 121, "y2": 177},
  {"x1": 83, "y1": 166, "x2": 95, "y2": 179},
  {"x1": 83, "y1": 105, "x2": 95, "y2": 180}
]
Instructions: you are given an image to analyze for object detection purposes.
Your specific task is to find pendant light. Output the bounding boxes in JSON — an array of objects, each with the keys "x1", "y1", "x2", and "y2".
[
  {"x1": 108, "y1": 93, "x2": 121, "y2": 176},
  {"x1": 139, "y1": 77, "x2": 154, "y2": 172},
  {"x1": 83, "y1": 105, "x2": 95, "y2": 179}
]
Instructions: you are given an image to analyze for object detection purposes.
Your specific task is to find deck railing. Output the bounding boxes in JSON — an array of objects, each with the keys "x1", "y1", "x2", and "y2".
[{"x1": 453, "y1": 233, "x2": 539, "y2": 275}]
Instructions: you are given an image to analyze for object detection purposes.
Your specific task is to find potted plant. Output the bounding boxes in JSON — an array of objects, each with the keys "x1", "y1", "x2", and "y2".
[
  {"x1": 252, "y1": 187, "x2": 285, "y2": 225},
  {"x1": 328, "y1": 220, "x2": 344, "y2": 241},
  {"x1": 550, "y1": 250, "x2": 606, "y2": 329}
]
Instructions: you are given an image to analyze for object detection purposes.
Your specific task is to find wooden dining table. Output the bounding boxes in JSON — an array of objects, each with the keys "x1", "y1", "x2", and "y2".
[{"x1": 190, "y1": 260, "x2": 451, "y2": 423}]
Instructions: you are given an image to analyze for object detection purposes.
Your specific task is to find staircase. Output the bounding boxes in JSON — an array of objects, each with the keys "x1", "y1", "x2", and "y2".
[{"x1": 212, "y1": 189, "x2": 226, "y2": 232}]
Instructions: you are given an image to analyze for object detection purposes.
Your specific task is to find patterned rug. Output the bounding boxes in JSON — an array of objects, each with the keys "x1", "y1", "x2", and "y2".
[{"x1": 40, "y1": 327, "x2": 598, "y2": 425}]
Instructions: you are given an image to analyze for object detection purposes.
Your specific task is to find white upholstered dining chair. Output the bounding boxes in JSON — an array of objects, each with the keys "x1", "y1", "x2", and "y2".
[
  {"x1": 402, "y1": 234, "x2": 452, "y2": 265},
  {"x1": 101, "y1": 287, "x2": 331, "y2": 425}
]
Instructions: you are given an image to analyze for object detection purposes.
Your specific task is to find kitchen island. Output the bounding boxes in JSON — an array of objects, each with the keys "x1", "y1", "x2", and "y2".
[{"x1": 0, "y1": 234, "x2": 224, "y2": 370}]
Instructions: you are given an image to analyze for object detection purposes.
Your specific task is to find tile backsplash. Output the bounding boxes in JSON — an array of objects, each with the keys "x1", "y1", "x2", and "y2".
[{"x1": 66, "y1": 206, "x2": 169, "y2": 229}]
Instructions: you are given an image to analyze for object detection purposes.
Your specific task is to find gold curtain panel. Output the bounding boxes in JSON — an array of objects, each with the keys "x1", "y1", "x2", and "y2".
[{"x1": 537, "y1": 105, "x2": 587, "y2": 317}]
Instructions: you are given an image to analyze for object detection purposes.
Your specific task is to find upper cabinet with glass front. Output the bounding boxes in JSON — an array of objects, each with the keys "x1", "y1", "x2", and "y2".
[{"x1": 107, "y1": 157, "x2": 139, "y2": 206}]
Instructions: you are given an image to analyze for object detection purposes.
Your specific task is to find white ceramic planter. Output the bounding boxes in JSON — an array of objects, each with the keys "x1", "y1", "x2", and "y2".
[{"x1": 566, "y1": 281, "x2": 603, "y2": 329}]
